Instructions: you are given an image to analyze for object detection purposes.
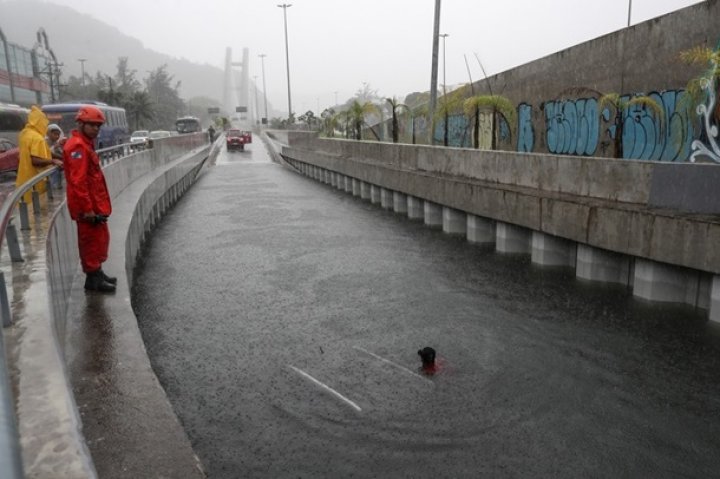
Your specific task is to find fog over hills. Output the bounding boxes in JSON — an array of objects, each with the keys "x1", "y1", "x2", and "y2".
[{"x1": 1, "y1": 0, "x2": 224, "y2": 102}]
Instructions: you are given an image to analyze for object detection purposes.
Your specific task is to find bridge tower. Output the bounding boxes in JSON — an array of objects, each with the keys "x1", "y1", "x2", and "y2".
[{"x1": 223, "y1": 47, "x2": 251, "y2": 124}]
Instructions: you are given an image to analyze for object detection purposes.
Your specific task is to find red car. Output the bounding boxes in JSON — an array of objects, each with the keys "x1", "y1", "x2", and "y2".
[
  {"x1": 226, "y1": 129, "x2": 252, "y2": 151},
  {"x1": 0, "y1": 138, "x2": 19, "y2": 172}
]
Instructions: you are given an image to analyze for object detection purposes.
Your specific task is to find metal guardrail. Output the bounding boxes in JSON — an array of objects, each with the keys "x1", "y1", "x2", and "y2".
[{"x1": 0, "y1": 141, "x2": 136, "y2": 479}]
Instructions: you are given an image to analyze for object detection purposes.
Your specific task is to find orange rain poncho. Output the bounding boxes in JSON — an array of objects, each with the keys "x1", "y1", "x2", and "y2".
[{"x1": 16, "y1": 106, "x2": 51, "y2": 203}]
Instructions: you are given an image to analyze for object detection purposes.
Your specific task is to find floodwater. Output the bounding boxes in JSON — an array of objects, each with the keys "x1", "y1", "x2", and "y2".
[{"x1": 132, "y1": 140, "x2": 720, "y2": 478}]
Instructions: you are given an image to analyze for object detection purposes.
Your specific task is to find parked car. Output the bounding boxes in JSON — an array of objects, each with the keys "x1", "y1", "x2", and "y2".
[
  {"x1": 130, "y1": 130, "x2": 150, "y2": 148},
  {"x1": 0, "y1": 137, "x2": 19, "y2": 172},
  {"x1": 226, "y1": 129, "x2": 252, "y2": 151}
]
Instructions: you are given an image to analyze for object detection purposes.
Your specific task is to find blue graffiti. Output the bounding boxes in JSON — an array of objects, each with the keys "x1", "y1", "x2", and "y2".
[
  {"x1": 619, "y1": 90, "x2": 693, "y2": 161},
  {"x1": 545, "y1": 98, "x2": 599, "y2": 156},
  {"x1": 517, "y1": 104, "x2": 534, "y2": 152}
]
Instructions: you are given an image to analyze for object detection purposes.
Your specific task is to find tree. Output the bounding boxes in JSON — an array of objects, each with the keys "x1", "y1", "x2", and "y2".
[
  {"x1": 298, "y1": 110, "x2": 318, "y2": 130},
  {"x1": 144, "y1": 65, "x2": 185, "y2": 130},
  {"x1": 320, "y1": 108, "x2": 337, "y2": 137},
  {"x1": 463, "y1": 93, "x2": 515, "y2": 151},
  {"x1": 680, "y1": 45, "x2": 720, "y2": 162},
  {"x1": 386, "y1": 97, "x2": 409, "y2": 143},
  {"x1": 347, "y1": 100, "x2": 380, "y2": 140},
  {"x1": 599, "y1": 93, "x2": 663, "y2": 159},
  {"x1": 126, "y1": 91, "x2": 153, "y2": 130}
]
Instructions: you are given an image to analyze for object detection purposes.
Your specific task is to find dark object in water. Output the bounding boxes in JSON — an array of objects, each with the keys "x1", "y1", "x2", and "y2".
[{"x1": 418, "y1": 347, "x2": 436, "y2": 368}]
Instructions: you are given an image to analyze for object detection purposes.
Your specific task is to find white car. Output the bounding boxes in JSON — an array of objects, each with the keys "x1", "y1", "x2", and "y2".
[{"x1": 130, "y1": 130, "x2": 150, "y2": 149}]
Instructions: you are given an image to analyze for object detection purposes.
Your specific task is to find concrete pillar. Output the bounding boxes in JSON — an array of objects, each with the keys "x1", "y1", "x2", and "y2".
[
  {"x1": 330, "y1": 173, "x2": 337, "y2": 187},
  {"x1": 393, "y1": 192, "x2": 408, "y2": 214},
  {"x1": 324, "y1": 170, "x2": 332, "y2": 184},
  {"x1": 336, "y1": 174, "x2": 345, "y2": 190},
  {"x1": 407, "y1": 196, "x2": 424, "y2": 220},
  {"x1": 467, "y1": 215, "x2": 495, "y2": 244},
  {"x1": 576, "y1": 244, "x2": 632, "y2": 286},
  {"x1": 344, "y1": 177, "x2": 353, "y2": 193},
  {"x1": 352, "y1": 179, "x2": 361, "y2": 197},
  {"x1": 633, "y1": 258, "x2": 711, "y2": 308},
  {"x1": 531, "y1": 232, "x2": 576, "y2": 267},
  {"x1": 442, "y1": 207, "x2": 466, "y2": 235},
  {"x1": 424, "y1": 201, "x2": 442, "y2": 227},
  {"x1": 370, "y1": 185, "x2": 382, "y2": 204},
  {"x1": 314, "y1": 167, "x2": 320, "y2": 181},
  {"x1": 360, "y1": 182, "x2": 371, "y2": 200},
  {"x1": 381, "y1": 188, "x2": 394, "y2": 209},
  {"x1": 496, "y1": 222, "x2": 531, "y2": 254}
]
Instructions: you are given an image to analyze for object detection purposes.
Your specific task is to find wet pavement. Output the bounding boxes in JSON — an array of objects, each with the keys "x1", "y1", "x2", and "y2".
[{"x1": 132, "y1": 142, "x2": 720, "y2": 478}]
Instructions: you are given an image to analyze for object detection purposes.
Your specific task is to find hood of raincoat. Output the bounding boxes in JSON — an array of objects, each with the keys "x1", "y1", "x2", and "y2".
[{"x1": 25, "y1": 106, "x2": 49, "y2": 137}]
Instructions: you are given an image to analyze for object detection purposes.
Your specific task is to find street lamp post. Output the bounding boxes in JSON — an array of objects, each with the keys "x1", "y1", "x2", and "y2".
[
  {"x1": 253, "y1": 75, "x2": 260, "y2": 125},
  {"x1": 428, "y1": 0, "x2": 441, "y2": 144},
  {"x1": 78, "y1": 58, "x2": 87, "y2": 88},
  {"x1": 259, "y1": 54, "x2": 269, "y2": 124},
  {"x1": 334, "y1": 91, "x2": 338, "y2": 106},
  {"x1": 277, "y1": 4, "x2": 293, "y2": 121},
  {"x1": 439, "y1": 33, "x2": 449, "y2": 97}
]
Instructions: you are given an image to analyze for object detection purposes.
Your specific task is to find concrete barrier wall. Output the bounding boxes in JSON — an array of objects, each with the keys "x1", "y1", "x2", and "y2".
[
  {"x1": 34, "y1": 135, "x2": 208, "y2": 478},
  {"x1": 292, "y1": 136, "x2": 656, "y2": 204},
  {"x1": 279, "y1": 134, "x2": 720, "y2": 277}
]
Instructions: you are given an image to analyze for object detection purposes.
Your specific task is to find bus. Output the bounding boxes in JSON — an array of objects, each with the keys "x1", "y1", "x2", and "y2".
[
  {"x1": 0, "y1": 103, "x2": 29, "y2": 145},
  {"x1": 42, "y1": 101, "x2": 130, "y2": 149},
  {"x1": 175, "y1": 116, "x2": 201, "y2": 134}
]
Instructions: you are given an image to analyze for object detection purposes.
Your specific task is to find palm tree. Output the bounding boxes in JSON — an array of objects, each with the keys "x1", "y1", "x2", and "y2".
[
  {"x1": 679, "y1": 46, "x2": 720, "y2": 161},
  {"x1": 463, "y1": 94, "x2": 516, "y2": 150},
  {"x1": 386, "y1": 97, "x2": 409, "y2": 143},
  {"x1": 127, "y1": 91, "x2": 154, "y2": 131},
  {"x1": 347, "y1": 100, "x2": 380, "y2": 140},
  {"x1": 599, "y1": 92, "x2": 663, "y2": 159}
]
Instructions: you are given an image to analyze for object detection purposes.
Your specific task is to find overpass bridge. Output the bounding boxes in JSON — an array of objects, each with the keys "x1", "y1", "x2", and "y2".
[{"x1": 2, "y1": 132, "x2": 720, "y2": 477}]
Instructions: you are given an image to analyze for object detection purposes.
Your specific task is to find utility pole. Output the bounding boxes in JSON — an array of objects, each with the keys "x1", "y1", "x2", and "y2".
[
  {"x1": 259, "y1": 54, "x2": 268, "y2": 124},
  {"x1": 277, "y1": 4, "x2": 293, "y2": 121},
  {"x1": 78, "y1": 58, "x2": 87, "y2": 88},
  {"x1": 428, "y1": 0, "x2": 441, "y2": 144},
  {"x1": 440, "y1": 33, "x2": 449, "y2": 97}
]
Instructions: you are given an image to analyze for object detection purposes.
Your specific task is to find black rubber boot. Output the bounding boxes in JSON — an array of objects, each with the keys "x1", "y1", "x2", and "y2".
[
  {"x1": 85, "y1": 270, "x2": 116, "y2": 293},
  {"x1": 98, "y1": 269, "x2": 117, "y2": 285}
]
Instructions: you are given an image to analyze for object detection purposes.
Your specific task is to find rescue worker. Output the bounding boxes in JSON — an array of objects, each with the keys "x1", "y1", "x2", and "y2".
[
  {"x1": 64, "y1": 105, "x2": 116, "y2": 293},
  {"x1": 16, "y1": 106, "x2": 63, "y2": 203}
]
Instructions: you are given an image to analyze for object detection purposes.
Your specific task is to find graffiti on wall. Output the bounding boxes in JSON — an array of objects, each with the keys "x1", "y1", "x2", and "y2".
[
  {"x1": 618, "y1": 90, "x2": 694, "y2": 161},
  {"x1": 539, "y1": 91, "x2": 695, "y2": 161},
  {"x1": 543, "y1": 98, "x2": 600, "y2": 156},
  {"x1": 517, "y1": 104, "x2": 534, "y2": 152}
]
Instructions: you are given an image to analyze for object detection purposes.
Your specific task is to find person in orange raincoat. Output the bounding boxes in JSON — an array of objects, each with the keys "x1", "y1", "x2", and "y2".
[
  {"x1": 16, "y1": 106, "x2": 63, "y2": 203},
  {"x1": 63, "y1": 105, "x2": 116, "y2": 293}
]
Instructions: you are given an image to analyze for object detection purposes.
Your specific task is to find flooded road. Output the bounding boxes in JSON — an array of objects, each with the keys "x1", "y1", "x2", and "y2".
[{"x1": 132, "y1": 140, "x2": 720, "y2": 478}]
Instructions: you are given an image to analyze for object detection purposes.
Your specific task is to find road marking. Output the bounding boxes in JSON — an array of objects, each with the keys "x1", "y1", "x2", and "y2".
[
  {"x1": 353, "y1": 346, "x2": 434, "y2": 385},
  {"x1": 288, "y1": 365, "x2": 362, "y2": 412}
]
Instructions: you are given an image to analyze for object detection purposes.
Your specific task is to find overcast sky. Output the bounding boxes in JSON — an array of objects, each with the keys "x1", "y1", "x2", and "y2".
[{"x1": 45, "y1": 0, "x2": 704, "y2": 115}]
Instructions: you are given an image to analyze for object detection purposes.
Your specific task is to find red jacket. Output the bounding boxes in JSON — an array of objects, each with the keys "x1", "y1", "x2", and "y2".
[{"x1": 63, "y1": 130, "x2": 111, "y2": 220}]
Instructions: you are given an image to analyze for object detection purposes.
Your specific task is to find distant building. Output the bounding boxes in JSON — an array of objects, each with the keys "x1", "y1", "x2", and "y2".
[{"x1": 0, "y1": 28, "x2": 58, "y2": 106}]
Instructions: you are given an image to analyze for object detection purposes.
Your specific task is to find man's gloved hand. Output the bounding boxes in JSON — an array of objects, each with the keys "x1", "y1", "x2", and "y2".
[{"x1": 83, "y1": 213, "x2": 108, "y2": 224}]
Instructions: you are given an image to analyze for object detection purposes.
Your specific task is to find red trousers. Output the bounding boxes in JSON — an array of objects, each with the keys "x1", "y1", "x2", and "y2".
[{"x1": 76, "y1": 221, "x2": 109, "y2": 273}]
